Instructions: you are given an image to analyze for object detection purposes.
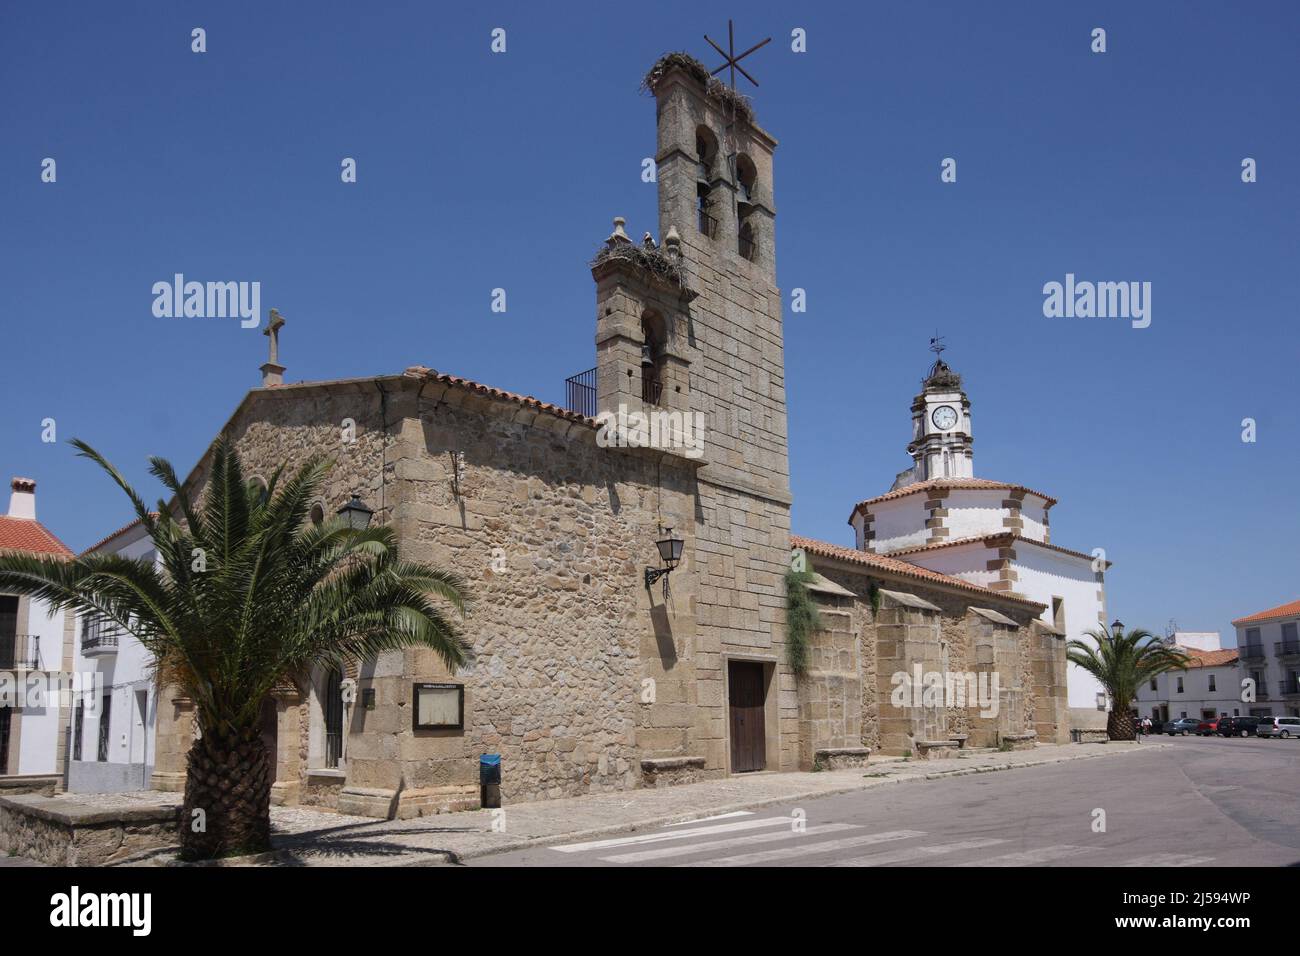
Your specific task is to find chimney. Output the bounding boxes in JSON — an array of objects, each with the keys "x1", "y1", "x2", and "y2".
[{"x1": 8, "y1": 477, "x2": 36, "y2": 520}]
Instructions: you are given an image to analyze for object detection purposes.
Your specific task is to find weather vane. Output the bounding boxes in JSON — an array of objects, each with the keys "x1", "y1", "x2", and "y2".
[
  {"x1": 929, "y1": 332, "x2": 946, "y2": 358},
  {"x1": 704, "y1": 19, "x2": 771, "y2": 93}
]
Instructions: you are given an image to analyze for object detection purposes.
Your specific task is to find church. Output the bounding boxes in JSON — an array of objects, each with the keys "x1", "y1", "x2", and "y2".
[
  {"x1": 849, "y1": 350, "x2": 1109, "y2": 717},
  {"x1": 147, "y1": 52, "x2": 1073, "y2": 817}
]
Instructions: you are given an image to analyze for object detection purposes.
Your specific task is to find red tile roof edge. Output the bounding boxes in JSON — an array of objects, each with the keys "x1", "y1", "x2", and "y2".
[
  {"x1": 0, "y1": 515, "x2": 73, "y2": 557},
  {"x1": 849, "y1": 478, "x2": 1059, "y2": 520},
  {"x1": 791, "y1": 534, "x2": 1046, "y2": 612},
  {"x1": 1232, "y1": 598, "x2": 1300, "y2": 627},
  {"x1": 888, "y1": 533, "x2": 1106, "y2": 566}
]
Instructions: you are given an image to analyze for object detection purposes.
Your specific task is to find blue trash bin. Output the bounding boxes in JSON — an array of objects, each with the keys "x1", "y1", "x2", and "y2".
[{"x1": 479, "y1": 754, "x2": 501, "y2": 808}]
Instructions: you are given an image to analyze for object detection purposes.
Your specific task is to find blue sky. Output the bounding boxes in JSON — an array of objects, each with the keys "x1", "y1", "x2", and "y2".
[{"x1": 3, "y1": 1, "x2": 1297, "y2": 643}]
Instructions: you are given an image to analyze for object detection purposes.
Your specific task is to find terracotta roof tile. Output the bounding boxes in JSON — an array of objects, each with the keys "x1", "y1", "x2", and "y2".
[
  {"x1": 404, "y1": 366, "x2": 598, "y2": 428},
  {"x1": 1179, "y1": 647, "x2": 1239, "y2": 668},
  {"x1": 81, "y1": 514, "x2": 156, "y2": 556},
  {"x1": 850, "y1": 478, "x2": 1058, "y2": 520},
  {"x1": 1232, "y1": 599, "x2": 1300, "y2": 627},
  {"x1": 0, "y1": 516, "x2": 72, "y2": 557},
  {"x1": 791, "y1": 534, "x2": 1045, "y2": 611},
  {"x1": 888, "y1": 533, "x2": 1107, "y2": 566}
]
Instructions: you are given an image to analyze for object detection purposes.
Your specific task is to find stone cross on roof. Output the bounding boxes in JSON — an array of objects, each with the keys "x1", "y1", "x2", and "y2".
[{"x1": 261, "y1": 308, "x2": 286, "y2": 387}]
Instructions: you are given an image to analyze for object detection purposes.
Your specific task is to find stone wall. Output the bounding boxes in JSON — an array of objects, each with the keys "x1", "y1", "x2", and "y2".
[
  {"x1": 0, "y1": 794, "x2": 179, "y2": 866},
  {"x1": 799, "y1": 556, "x2": 1066, "y2": 758}
]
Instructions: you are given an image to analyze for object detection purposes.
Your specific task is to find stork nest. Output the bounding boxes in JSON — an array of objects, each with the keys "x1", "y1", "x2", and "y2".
[
  {"x1": 591, "y1": 241, "x2": 687, "y2": 290},
  {"x1": 923, "y1": 361, "x2": 963, "y2": 390},
  {"x1": 642, "y1": 51, "x2": 755, "y2": 124}
]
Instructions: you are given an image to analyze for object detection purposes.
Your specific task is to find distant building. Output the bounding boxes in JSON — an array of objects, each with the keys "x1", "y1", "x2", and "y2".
[
  {"x1": 1232, "y1": 599, "x2": 1300, "y2": 718},
  {"x1": 66, "y1": 517, "x2": 160, "y2": 792},
  {"x1": 1134, "y1": 632, "x2": 1245, "y2": 723},
  {"x1": 0, "y1": 477, "x2": 74, "y2": 781}
]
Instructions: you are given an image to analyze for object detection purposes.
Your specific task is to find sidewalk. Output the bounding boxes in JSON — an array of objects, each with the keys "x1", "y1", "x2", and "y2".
[{"x1": 127, "y1": 740, "x2": 1164, "y2": 866}]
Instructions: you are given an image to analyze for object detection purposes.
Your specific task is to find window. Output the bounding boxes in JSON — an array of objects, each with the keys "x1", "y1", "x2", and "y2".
[
  {"x1": 695, "y1": 126, "x2": 719, "y2": 239},
  {"x1": 310, "y1": 504, "x2": 325, "y2": 526},
  {"x1": 1150, "y1": 678, "x2": 1157, "y2": 691},
  {"x1": 1208, "y1": 674, "x2": 1216, "y2": 692},
  {"x1": 1180, "y1": 712, "x2": 1187, "y2": 719},
  {"x1": 73, "y1": 702, "x2": 84, "y2": 761},
  {"x1": 324, "y1": 668, "x2": 343, "y2": 769},
  {"x1": 1051, "y1": 597, "x2": 1065, "y2": 633},
  {"x1": 97, "y1": 693, "x2": 112, "y2": 761},
  {"x1": 1176, "y1": 676, "x2": 1184, "y2": 693}
]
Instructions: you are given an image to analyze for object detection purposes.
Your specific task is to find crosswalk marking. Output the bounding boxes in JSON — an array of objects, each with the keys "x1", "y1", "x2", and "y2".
[
  {"x1": 679, "y1": 829, "x2": 926, "y2": 867},
  {"x1": 602, "y1": 822, "x2": 861, "y2": 864},
  {"x1": 550, "y1": 815, "x2": 795, "y2": 853},
  {"x1": 662, "y1": 811, "x2": 752, "y2": 827},
  {"x1": 955, "y1": 844, "x2": 1098, "y2": 866},
  {"x1": 1118, "y1": 852, "x2": 1216, "y2": 867},
  {"x1": 831, "y1": 837, "x2": 1005, "y2": 867}
]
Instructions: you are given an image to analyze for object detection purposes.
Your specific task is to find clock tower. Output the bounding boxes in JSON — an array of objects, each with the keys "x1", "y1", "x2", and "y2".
[{"x1": 891, "y1": 351, "x2": 973, "y2": 490}]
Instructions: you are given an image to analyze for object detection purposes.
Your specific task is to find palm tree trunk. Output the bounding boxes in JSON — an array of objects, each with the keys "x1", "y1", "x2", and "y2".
[
  {"x1": 179, "y1": 726, "x2": 272, "y2": 860},
  {"x1": 1107, "y1": 707, "x2": 1136, "y2": 742}
]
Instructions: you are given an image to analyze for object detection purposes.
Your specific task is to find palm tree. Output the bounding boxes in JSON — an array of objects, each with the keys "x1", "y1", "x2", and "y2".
[
  {"x1": 0, "y1": 438, "x2": 470, "y2": 860},
  {"x1": 1068, "y1": 623, "x2": 1188, "y2": 741}
]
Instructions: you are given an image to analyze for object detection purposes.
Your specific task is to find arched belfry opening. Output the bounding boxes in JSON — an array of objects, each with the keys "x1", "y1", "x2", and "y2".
[
  {"x1": 735, "y1": 153, "x2": 758, "y2": 261},
  {"x1": 695, "y1": 125, "x2": 721, "y2": 240},
  {"x1": 641, "y1": 311, "x2": 667, "y2": 406}
]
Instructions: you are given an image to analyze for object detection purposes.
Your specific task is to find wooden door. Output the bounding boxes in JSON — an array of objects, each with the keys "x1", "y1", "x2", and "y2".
[{"x1": 728, "y1": 661, "x2": 767, "y2": 772}]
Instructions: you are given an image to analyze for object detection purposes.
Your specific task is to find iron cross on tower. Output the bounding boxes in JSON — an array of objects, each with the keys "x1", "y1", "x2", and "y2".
[
  {"x1": 929, "y1": 333, "x2": 946, "y2": 358},
  {"x1": 703, "y1": 20, "x2": 771, "y2": 167}
]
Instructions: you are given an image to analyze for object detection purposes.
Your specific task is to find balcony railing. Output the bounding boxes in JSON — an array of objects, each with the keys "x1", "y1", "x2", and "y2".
[
  {"x1": 1240, "y1": 644, "x2": 1267, "y2": 661},
  {"x1": 1279, "y1": 680, "x2": 1300, "y2": 698},
  {"x1": 564, "y1": 367, "x2": 597, "y2": 418},
  {"x1": 0, "y1": 634, "x2": 41, "y2": 670},
  {"x1": 81, "y1": 616, "x2": 122, "y2": 655},
  {"x1": 642, "y1": 377, "x2": 663, "y2": 406},
  {"x1": 698, "y1": 209, "x2": 719, "y2": 239},
  {"x1": 1276, "y1": 641, "x2": 1300, "y2": 658}
]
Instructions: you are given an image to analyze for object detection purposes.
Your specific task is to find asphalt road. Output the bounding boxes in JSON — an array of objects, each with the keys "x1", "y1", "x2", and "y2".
[{"x1": 472, "y1": 736, "x2": 1300, "y2": 867}]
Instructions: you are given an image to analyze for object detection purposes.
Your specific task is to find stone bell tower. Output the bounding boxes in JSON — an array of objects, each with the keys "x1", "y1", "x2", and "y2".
[{"x1": 591, "y1": 53, "x2": 795, "y2": 774}]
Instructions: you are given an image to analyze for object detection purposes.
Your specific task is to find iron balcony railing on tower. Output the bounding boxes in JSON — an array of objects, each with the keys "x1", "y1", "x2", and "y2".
[
  {"x1": 0, "y1": 634, "x2": 40, "y2": 670},
  {"x1": 564, "y1": 367, "x2": 597, "y2": 418}
]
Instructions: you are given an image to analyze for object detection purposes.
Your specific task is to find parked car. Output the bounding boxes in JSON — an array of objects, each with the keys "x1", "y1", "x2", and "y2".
[
  {"x1": 1196, "y1": 718, "x2": 1221, "y2": 736},
  {"x1": 1217, "y1": 716, "x2": 1262, "y2": 737},
  {"x1": 1164, "y1": 717, "x2": 1200, "y2": 736},
  {"x1": 1256, "y1": 716, "x2": 1300, "y2": 739}
]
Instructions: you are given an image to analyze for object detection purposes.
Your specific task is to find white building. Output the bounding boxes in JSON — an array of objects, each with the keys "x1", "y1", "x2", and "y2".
[
  {"x1": 67, "y1": 517, "x2": 161, "y2": 792},
  {"x1": 849, "y1": 354, "x2": 1108, "y2": 719},
  {"x1": 0, "y1": 477, "x2": 74, "y2": 781},
  {"x1": 1134, "y1": 632, "x2": 1245, "y2": 723},
  {"x1": 1232, "y1": 599, "x2": 1300, "y2": 719}
]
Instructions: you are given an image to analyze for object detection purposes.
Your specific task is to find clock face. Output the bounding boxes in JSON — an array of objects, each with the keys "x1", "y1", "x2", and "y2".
[{"x1": 931, "y1": 405, "x2": 959, "y2": 431}]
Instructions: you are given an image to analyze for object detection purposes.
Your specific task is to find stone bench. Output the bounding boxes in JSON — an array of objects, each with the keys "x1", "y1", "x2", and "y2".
[
  {"x1": 1070, "y1": 728, "x2": 1109, "y2": 744},
  {"x1": 641, "y1": 756, "x2": 707, "y2": 788},
  {"x1": 813, "y1": 747, "x2": 871, "y2": 770},
  {"x1": 1000, "y1": 732, "x2": 1038, "y2": 751},
  {"x1": 948, "y1": 734, "x2": 969, "y2": 750},
  {"x1": 914, "y1": 739, "x2": 962, "y2": 760}
]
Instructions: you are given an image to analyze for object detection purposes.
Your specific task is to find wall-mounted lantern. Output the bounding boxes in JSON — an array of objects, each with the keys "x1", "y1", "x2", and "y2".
[
  {"x1": 645, "y1": 527, "x2": 685, "y2": 598},
  {"x1": 337, "y1": 494, "x2": 373, "y2": 531}
]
